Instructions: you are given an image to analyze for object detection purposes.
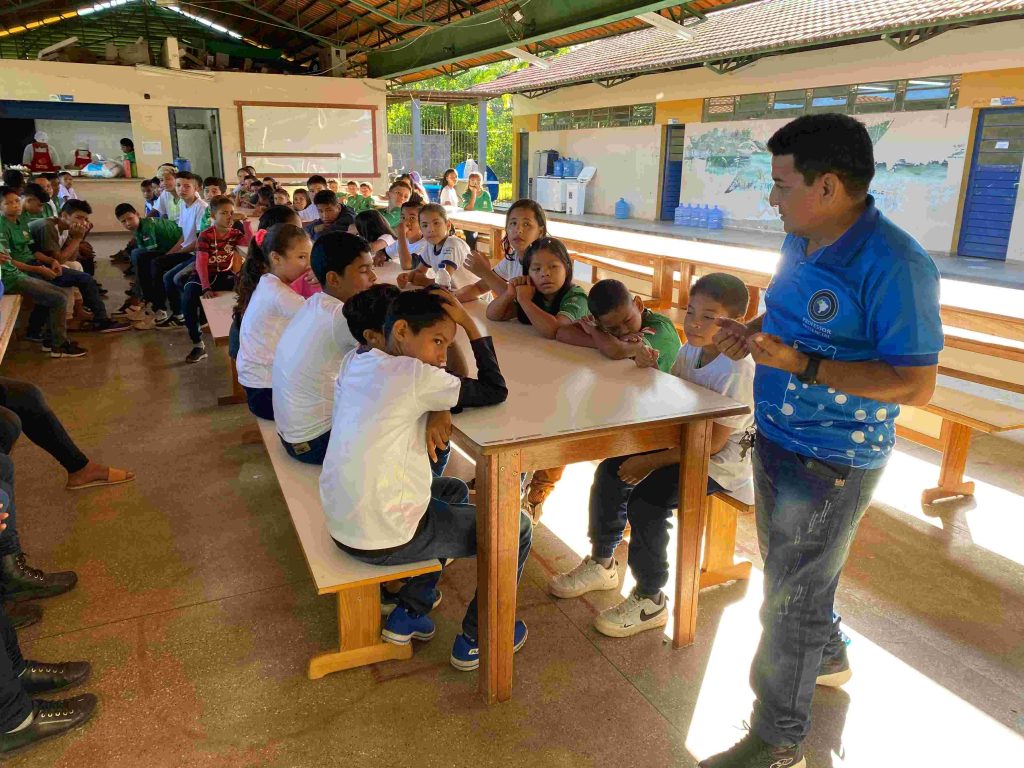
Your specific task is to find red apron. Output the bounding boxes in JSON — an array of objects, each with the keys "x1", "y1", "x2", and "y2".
[
  {"x1": 28, "y1": 143, "x2": 58, "y2": 173},
  {"x1": 72, "y1": 149, "x2": 92, "y2": 169}
]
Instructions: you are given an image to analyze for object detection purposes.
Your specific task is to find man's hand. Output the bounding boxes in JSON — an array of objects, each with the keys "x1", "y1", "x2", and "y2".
[
  {"x1": 465, "y1": 249, "x2": 492, "y2": 278},
  {"x1": 0, "y1": 252, "x2": 11, "y2": 265},
  {"x1": 746, "y1": 333, "x2": 807, "y2": 374},
  {"x1": 714, "y1": 317, "x2": 753, "y2": 361},
  {"x1": 425, "y1": 410, "x2": 453, "y2": 463},
  {"x1": 633, "y1": 344, "x2": 661, "y2": 369},
  {"x1": 618, "y1": 455, "x2": 655, "y2": 486}
]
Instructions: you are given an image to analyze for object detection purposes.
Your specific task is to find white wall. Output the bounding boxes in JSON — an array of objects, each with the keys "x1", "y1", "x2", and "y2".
[{"x1": 529, "y1": 125, "x2": 662, "y2": 218}]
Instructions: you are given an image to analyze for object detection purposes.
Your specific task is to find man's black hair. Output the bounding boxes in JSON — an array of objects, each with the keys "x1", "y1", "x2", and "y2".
[{"x1": 767, "y1": 113, "x2": 875, "y2": 196}]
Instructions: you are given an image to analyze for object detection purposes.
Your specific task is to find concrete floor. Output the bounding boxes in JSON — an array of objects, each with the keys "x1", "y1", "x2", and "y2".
[{"x1": 3, "y1": 237, "x2": 1023, "y2": 767}]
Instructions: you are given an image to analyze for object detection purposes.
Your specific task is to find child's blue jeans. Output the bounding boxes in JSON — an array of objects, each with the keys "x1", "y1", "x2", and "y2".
[
  {"x1": 589, "y1": 452, "x2": 724, "y2": 596},
  {"x1": 749, "y1": 435, "x2": 883, "y2": 748},
  {"x1": 339, "y1": 476, "x2": 533, "y2": 641}
]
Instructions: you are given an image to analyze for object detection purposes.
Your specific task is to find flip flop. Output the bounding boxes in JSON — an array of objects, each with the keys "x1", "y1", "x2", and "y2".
[{"x1": 66, "y1": 467, "x2": 135, "y2": 491}]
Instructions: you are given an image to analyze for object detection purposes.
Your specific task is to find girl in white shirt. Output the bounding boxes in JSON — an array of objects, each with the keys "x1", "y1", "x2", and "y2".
[
  {"x1": 235, "y1": 223, "x2": 312, "y2": 419},
  {"x1": 438, "y1": 168, "x2": 460, "y2": 208},
  {"x1": 456, "y1": 198, "x2": 547, "y2": 303},
  {"x1": 352, "y1": 209, "x2": 396, "y2": 261}
]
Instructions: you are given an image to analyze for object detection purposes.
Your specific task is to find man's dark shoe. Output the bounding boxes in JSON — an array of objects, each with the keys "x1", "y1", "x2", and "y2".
[
  {"x1": 0, "y1": 695, "x2": 98, "y2": 756},
  {"x1": 816, "y1": 643, "x2": 852, "y2": 687},
  {"x1": 698, "y1": 731, "x2": 805, "y2": 768},
  {"x1": 4, "y1": 602, "x2": 42, "y2": 629},
  {"x1": 0, "y1": 554, "x2": 78, "y2": 601},
  {"x1": 20, "y1": 660, "x2": 91, "y2": 695}
]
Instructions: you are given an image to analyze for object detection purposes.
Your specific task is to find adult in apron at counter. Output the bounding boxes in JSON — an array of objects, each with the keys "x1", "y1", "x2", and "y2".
[{"x1": 21, "y1": 132, "x2": 61, "y2": 174}]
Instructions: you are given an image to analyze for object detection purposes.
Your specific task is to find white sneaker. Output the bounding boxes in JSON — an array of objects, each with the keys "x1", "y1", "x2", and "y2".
[
  {"x1": 548, "y1": 556, "x2": 619, "y2": 599},
  {"x1": 154, "y1": 309, "x2": 170, "y2": 323},
  {"x1": 593, "y1": 588, "x2": 669, "y2": 638}
]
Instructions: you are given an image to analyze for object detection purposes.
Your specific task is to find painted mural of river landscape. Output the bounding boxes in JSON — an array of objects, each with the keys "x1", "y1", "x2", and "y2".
[{"x1": 681, "y1": 109, "x2": 972, "y2": 252}]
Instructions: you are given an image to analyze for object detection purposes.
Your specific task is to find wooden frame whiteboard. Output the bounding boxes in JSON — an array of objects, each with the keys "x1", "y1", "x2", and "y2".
[{"x1": 236, "y1": 101, "x2": 379, "y2": 178}]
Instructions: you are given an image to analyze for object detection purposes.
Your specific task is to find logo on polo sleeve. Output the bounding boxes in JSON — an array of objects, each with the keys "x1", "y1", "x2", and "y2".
[{"x1": 808, "y1": 290, "x2": 839, "y2": 323}]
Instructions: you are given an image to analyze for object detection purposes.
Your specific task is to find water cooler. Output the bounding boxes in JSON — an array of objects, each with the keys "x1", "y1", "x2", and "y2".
[{"x1": 565, "y1": 166, "x2": 596, "y2": 216}]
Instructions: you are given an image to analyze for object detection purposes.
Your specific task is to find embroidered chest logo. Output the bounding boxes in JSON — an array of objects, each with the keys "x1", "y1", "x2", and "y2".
[{"x1": 808, "y1": 290, "x2": 839, "y2": 324}]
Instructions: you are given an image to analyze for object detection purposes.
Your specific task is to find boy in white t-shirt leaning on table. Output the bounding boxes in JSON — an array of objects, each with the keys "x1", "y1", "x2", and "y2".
[
  {"x1": 396, "y1": 203, "x2": 469, "y2": 290},
  {"x1": 548, "y1": 273, "x2": 756, "y2": 639}
]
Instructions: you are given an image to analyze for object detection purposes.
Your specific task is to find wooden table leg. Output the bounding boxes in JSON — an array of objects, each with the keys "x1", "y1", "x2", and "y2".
[
  {"x1": 218, "y1": 352, "x2": 246, "y2": 407},
  {"x1": 476, "y1": 449, "x2": 522, "y2": 704},
  {"x1": 673, "y1": 420, "x2": 712, "y2": 649},
  {"x1": 921, "y1": 420, "x2": 975, "y2": 505}
]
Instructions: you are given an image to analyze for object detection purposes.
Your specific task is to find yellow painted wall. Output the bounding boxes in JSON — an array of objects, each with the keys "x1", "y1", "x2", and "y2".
[
  {"x1": 0, "y1": 60, "x2": 388, "y2": 180},
  {"x1": 654, "y1": 99, "x2": 703, "y2": 125}
]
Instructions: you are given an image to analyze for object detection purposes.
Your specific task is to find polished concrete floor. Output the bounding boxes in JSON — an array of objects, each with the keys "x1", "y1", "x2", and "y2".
[{"x1": 3, "y1": 240, "x2": 1023, "y2": 767}]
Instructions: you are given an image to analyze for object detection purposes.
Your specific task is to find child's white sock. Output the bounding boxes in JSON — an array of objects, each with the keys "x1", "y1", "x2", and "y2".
[{"x1": 593, "y1": 555, "x2": 613, "y2": 569}]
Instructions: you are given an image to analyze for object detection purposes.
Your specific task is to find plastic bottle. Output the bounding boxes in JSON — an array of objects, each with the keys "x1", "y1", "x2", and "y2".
[
  {"x1": 615, "y1": 198, "x2": 630, "y2": 219},
  {"x1": 434, "y1": 268, "x2": 453, "y2": 289},
  {"x1": 708, "y1": 205, "x2": 724, "y2": 230},
  {"x1": 674, "y1": 204, "x2": 687, "y2": 226},
  {"x1": 552, "y1": 158, "x2": 563, "y2": 178},
  {"x1": 698, "y1": 204, "x2": 710, "y2": 228}
]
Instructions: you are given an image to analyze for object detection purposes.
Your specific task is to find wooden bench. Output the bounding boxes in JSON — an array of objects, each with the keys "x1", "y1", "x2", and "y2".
[
  {"x1": 200, "y1": 293, "x2": 245, "y2": 407},
  {"x1": 254, "y1": 417, "x2": 441, "y2": 679},
  {"x1": 0, "y1": 296, "x2": 23, "y2": 365},
  {"x1": 897, "y1": 375, "x2": 1024, "y2": 504},
  {"x1": 699, "y1": 492, "x2": 754, "y2": 589}
]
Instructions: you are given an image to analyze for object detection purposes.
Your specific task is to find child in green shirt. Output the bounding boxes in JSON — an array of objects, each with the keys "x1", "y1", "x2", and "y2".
[{"x1": 382, "y1": 180, "x2": 412, "y2": 228}]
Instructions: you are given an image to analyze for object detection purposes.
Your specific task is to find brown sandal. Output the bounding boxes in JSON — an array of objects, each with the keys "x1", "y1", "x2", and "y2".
[{"x1": 66, "y1": 467, "x2": 135, "y2": 491}]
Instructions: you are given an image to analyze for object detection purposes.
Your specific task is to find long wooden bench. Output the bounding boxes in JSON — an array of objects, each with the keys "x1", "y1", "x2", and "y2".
[
  {"x1": 0, "y1": 295, "x2": 23, "y2": 366},
  {"x1": 254, "y1": 417, "x2": 441, "y2": 679},
  {"x1": 200, "y1": 293, "x2": 245, "y2": 407}
]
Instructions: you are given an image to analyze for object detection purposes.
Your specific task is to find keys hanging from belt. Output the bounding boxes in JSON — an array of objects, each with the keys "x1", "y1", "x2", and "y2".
[{"x1": 739, "y1": 429, "x2": 756, "y2": 460}]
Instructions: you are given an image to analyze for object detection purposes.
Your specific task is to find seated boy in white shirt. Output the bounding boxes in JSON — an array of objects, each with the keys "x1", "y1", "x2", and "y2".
[
  {"x1": 396, "y1": 203, "x2": 469, "y2": 290},
  {"x1": 272, "y1": 232, "x2": 377, "y2": 465},
  {"x1": 320, "y1": 289, "x2": 532, "y2": 670},
  {"x1": 385, "y1": 198, "x2": 426, "y2": 268},
  {"x1": 548, "y1": 273, "x2": 756, "y2": 639}
]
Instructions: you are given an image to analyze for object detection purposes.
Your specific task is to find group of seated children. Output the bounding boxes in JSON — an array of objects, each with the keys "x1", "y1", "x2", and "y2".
[
  {"x1": 0, "y1": 181, "x2": 130, "y2": 358},
  {"x1": 226, "y1": 193, "x2": 756, "y2": 667}
]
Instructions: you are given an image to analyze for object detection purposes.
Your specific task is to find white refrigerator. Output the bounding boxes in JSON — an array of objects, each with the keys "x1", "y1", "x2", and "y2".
[{"x1": 535, "y1": 176, "x2": 567, "y2": 212}]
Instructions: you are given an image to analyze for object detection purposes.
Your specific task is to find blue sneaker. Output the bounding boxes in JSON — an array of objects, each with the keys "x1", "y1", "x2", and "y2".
[
  {"x1": 381, "y1": 588, "x2": 443, "y2": 617},
  {"x1": 450, "y1": 620, "x2": 528, "y2": 671},
  {"x1": 381, "y1": 606, "x2": 435, "y2": 645}
]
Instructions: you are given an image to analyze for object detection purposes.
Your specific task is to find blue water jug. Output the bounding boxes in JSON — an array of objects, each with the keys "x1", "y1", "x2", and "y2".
[
  {"x1": 698, "y1": 204, "x2": 709, "y2": 228},
  {"x1": 615, "y1": 198, "x2": 630, "y2": 219},
  {"x1": 674, "y1": 204, "x2": 687, "y2": 226},
  {"x1": 708, "y1": 205, "x2": 724, "y2": 230},
  {"x1": 683, "y1": 204, "x2": 695, "y2": 226},
  {"x1": 174, "y1": 157, "x2": 192, "y2": 172},
  {"x1": 563, "y1": 159, "x2": 573, "y2": 177},
  {"x1": 574, "y1": 159, "x2": 584, "y2": 176},
  {"x1": 552, "y1": 159, "x2": 563, "y2": 177}
]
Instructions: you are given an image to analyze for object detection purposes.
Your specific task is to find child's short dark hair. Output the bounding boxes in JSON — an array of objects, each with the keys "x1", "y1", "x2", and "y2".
[
  {"x1": 388, "y1": 180, "x2": 410, "y2": 194},
  {"x1": 587, "y1": 279, "x2": 632, "y2": 318},
  {"x1": 311, "y1": 231, "x2": 370, "y2": 285},
  {"x1": 383, "y1": 289, "x2": 449, "y2": 341},
  {"x1": 401, "y1": 197, "x2": 424, "y2": 212},
  {"x1": 313, "y1": 189, "x2": 338, "y2": 206},
  {"x1": 204, "y1": 176, "x2": 227, "y2": 191},
  {"x1": 690, "y1": 273, "x2": 749, "y2": 318},
  {"x1": 307, "y1": 174, "x2": 328, "y2": 187},
  {"x1": 140, "y1": 179, "x2": 153, "y2": 189},
  {"x1": 256, "y1": 186, "x2": 275, "y2": 205},
  {"x1": 417, "y1": 202, "x2": 448, "y2": 222},
  {"x1": 0, "y1": 186, "x2": 17, "y2": 200},
  {"x1": 2, "y1": 170, "x2": 25, "y2": 189},
  {"x1": 208, "y1": 194, "x2": 233, "y2": 212},
  {"x1": 346, "y1": 180, "x2": 358, "y2": 187},
  {"x1": 115, "y1": 202, "x2": 137, "y2": 218},
  {"x1": 22, "y1": 183, "x2": 48, "y2": 204},
  {"x1": 175, "y1": 171, "x2": 192, "y2": 180},
  {"x1": 39, "y1": 172, "x2": 58, "y2": 182},
  {"x1": 343, "y1": 283, "x2": 401, "y2": 344},
  {"x1": 61, "y1": 199, "x2": 92, "y2": 216},
  {"x1": 58, "y1": 170, "x2": 72, "y2": 179}
]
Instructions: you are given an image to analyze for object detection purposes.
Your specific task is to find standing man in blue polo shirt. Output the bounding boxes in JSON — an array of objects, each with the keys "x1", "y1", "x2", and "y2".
[{"x1": 702, "y1": 114, "x2": 943, "y2": 768}]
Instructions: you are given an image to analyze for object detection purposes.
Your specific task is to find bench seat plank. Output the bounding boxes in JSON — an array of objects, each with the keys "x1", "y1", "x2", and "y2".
[{"x1": 925, "y1": 377, "x2": 1024, "y2": 433}]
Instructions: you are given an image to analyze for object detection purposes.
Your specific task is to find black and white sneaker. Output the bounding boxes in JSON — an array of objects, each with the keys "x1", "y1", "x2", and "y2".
[
  {"x1": 185, "y1": 345, "x2": 208, "y2": 364},
  {"x1": 816, "y1": 643, "x2": 852, "y2": 687},
  {"x1": 698, "y1": 731, "x2": 805, "y2": 768},
  {"x1": 156, "y1": 315, "x2": 185, "y2": 330},
  {"x1": 94, "y1": 319, "x2": 131, "y2": 334},
  {"x1": 49, "y1": 342, "x2": 87, "y2": 359},
  {"x1": 593, "y1": 587, "x2": 668, "y2": 638}
]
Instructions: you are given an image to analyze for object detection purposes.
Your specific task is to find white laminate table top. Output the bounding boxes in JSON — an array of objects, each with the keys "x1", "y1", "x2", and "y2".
[
  {"x1": 200, "y1": 293, "x2": 236, "y2": 341},
  {"x1": 373, "y1": 262, "x2": 748, "y2": 451}
]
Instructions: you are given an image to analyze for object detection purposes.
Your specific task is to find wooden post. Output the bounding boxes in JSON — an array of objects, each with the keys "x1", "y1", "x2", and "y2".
[
  {"x1": 921, "y1": 420, "x2": 976, "y2": 504},
  {"x1": 673, "y1": 419, "x2": 712, "y2": 649},
  {"x1": 476, "y1": 449, "x2": 522, "y2": 703}
]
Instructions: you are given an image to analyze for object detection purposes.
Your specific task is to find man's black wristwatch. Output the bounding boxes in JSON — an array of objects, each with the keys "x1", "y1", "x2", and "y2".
[{"x1": 796, "y1": 354, "x2": 822, "y2": 385}]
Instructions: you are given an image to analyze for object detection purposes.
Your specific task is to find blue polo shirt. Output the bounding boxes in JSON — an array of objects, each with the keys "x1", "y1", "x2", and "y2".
[{"x1": 755, "y1": 197, "x2": 943, "y2": 469}]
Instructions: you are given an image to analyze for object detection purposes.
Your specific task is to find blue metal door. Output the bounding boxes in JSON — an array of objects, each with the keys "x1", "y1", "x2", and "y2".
[
  {"x1": 660, "y1": 125, "x2": 686, "y2": 221},
  {"x1": 958, "y1": 108, "x2": 1024, "y2": 260}
]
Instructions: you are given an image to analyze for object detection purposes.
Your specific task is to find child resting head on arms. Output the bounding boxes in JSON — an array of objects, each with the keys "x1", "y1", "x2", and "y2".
[
  {"x1": 234, "y1": 222, "x2": 312, "y2": 420},
  {"x1": 484, "y1": 236, "x2": 589, "y2": 338},
  {"x1": 555, "y1": 278, "x2": 681, "y2": 373},
  {"x1": 397, "y1": 203, "x2": 468, "y2": 291},
  {"x1": 457, "y1": 198, "x2": 546, "y2": 304}
]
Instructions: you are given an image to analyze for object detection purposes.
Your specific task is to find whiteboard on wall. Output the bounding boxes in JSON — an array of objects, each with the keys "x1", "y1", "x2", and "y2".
[{"x1": 239, "y1": 103, "x2": 376, "y2": 174}]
